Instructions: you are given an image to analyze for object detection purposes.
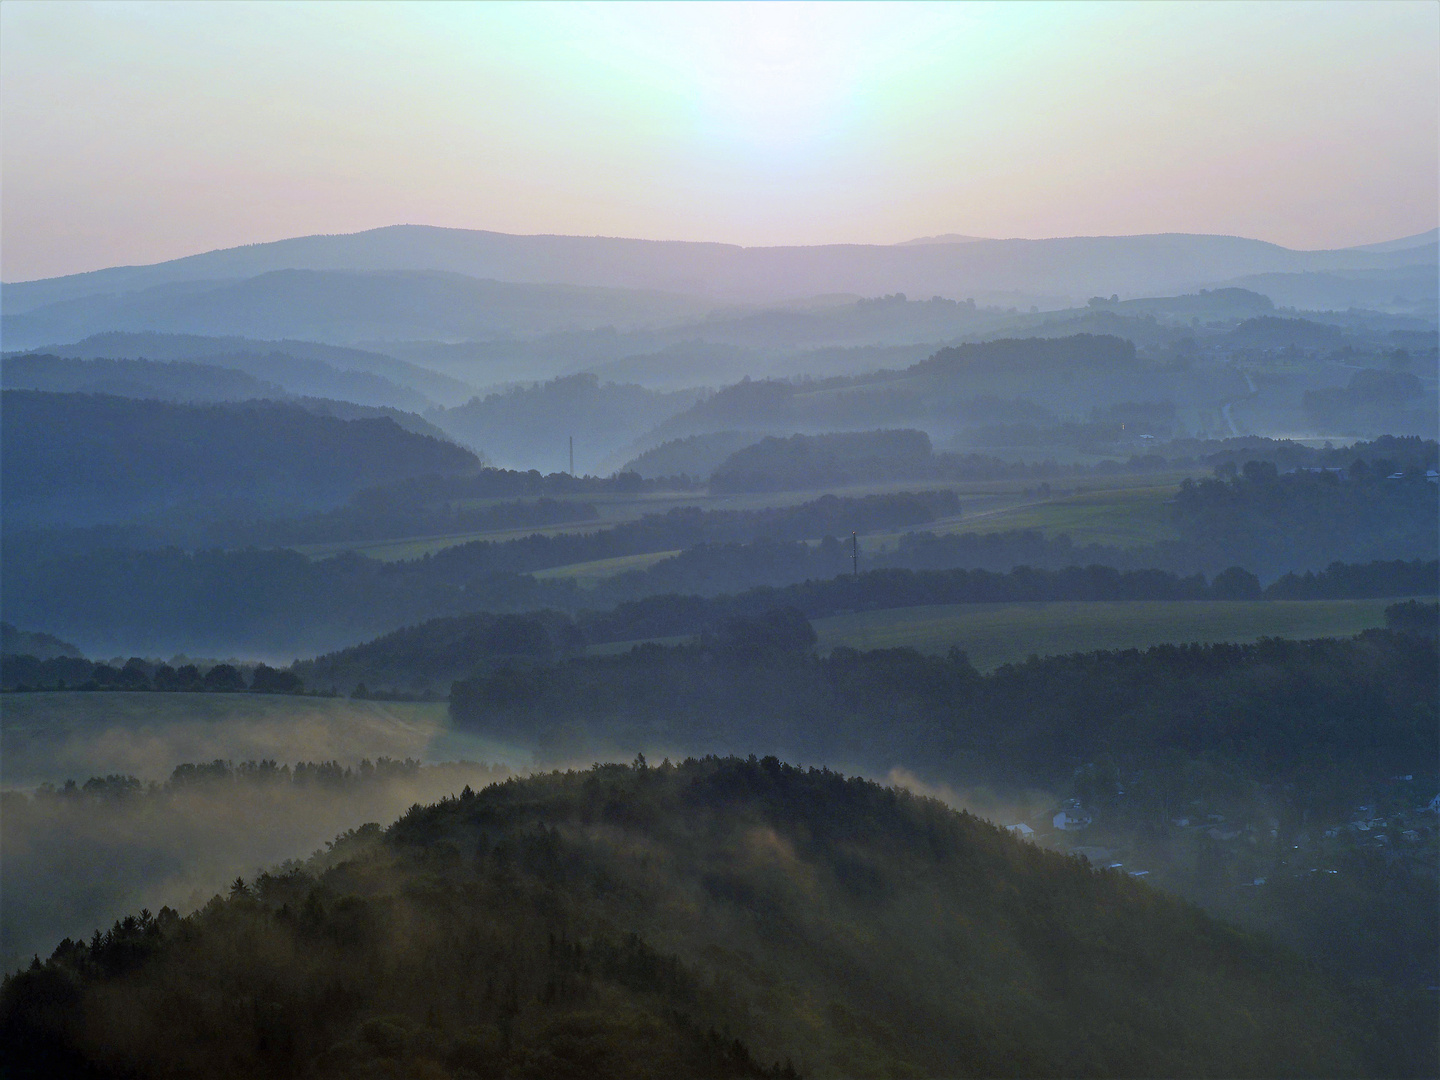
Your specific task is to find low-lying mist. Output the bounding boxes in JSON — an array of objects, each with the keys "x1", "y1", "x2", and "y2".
[
  {"x1": 0, "y1": 685, "x2": 1065, "y2": 981},
  {"x1": 0, "y1": 692, "x2": 527, "y2": 788},
  {"x1": 0, "y1": 692, "x2": 540, "y2": 972},
  {"x1": 1, "y1": 758, "x2": 511, "y2": 973}
]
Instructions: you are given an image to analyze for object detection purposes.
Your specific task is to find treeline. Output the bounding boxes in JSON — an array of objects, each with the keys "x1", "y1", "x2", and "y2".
[
  {"x1": 0, "y1": 656, "x2": 310, "y2": 695},
  {"x1": 0, "y1": 491, "x2": 960, "y2": 654},
  {"x1": 294, "y1": 611, "x2": 582, "y2": 694},
  {"x1": 706, "y1": 428, "x2": 1188, "y2": 494},
  {"x1": 408, "y1": 488, "x2": 957, "y2": 578},
  {"x1": 6, "y1": 464, "x2": 1432, "y2": 657},
  {"x1": 270, "y1": 558, "x2": 1439, "y2": 696},
  {"x1": 1200, "y1": 433, "x2": 1435, "y2": 473},
  {"x1": 22, "y1": 757, "x2": 506, "y2": 801},
  {"x1": 11, "y1": 557, "x2": 1430, "y2": 697},
  {"x1": 451, "y1": 630, "x2": 1438, "y2": 807},
  {"x1": 216, "y1": 494, "x2": 599, "y2": 548},
  {"x1": 582, "y1": 558, "x2": 1437, "y2": 643},
  {"x1": 1303, "y1": 369, "x2": 1436, "y2": 435},
  {"x1": 317, "y1": 464, "x2": 688, "y2": 500},
  {"x1": 1267, "y1": 560, "x2": 1440, "y2": 600},
  {"x1": 0, "y1": 462, "x2": 694, "y2": 552},
  {"x1": 1168, "y1": 462, "x2": 1438, "y2": 577},
  {"x1": 891, "y1": 463, "x2": 1437, "y2": 579},
  {"x1": 1385, "y1": 599, "x2": 1439, "y2": 634}
]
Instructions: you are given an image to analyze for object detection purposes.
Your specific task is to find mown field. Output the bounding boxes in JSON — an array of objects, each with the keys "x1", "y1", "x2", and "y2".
[
  {"x1": 811, "y1": 597, "x2": 1401, "y2": 671},
  {"x1": 0, "y1": 693, "x2": 525, "y2": 787}
]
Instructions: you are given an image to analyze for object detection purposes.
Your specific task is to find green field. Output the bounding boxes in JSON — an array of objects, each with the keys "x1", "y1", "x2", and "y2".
[
  {"x1": 859, "y1": 471, "x2": 1198, "y2": 552},
  {"x1": 293, "y1": 521, "x2": 611, "y2": 562},
  {"x1": 532, "y1": 549, "x2": 682, "y2": 587},
  {"x1": 950, "y1": 483, "x2": 1180, "y2": 545},
  {"x1": 289, "y1": 470, "x2": 1203, "y2": 563},
  {"x1": 0, "y1": 693, "x2": 527, "y2": 787},
  {"x1": 811, "y1": 598, "x2": 1400, "y2": 670}
]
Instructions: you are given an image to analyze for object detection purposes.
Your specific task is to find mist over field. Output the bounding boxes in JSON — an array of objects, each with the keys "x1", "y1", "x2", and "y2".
[
  {"x1": 3, "y1": 2, "x2": 1437, "y2": 1076},
  {"x1": 1, "y1": 756, "x2": 511, "y2": 973}
]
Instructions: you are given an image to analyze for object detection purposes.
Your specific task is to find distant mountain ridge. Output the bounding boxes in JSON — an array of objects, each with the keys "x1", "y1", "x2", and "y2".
[
  {"x1": 0, "y1": 269, "x2": 715, "y2": 353},
  {"x1": 1344, "y1": 228, "x2": 1440, "y2": 254},
  {"x1": 895, "y1": 233, "x2": 991, "y2": 245},
  {"x1": 5, "y1": 225, "x2": 1435, "y2": 318},
  {"x1": 17, "y1": 330, "x2": 478, "y2": 406}
]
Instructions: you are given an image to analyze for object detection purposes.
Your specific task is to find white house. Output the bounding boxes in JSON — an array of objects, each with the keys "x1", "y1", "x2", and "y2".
[
  {"x1": 1053, "y1": 810, "x2": 1091, "y2": 830},
  {"x1": 1005, "y1": 823, "x2": 1034, "y2": 838}
]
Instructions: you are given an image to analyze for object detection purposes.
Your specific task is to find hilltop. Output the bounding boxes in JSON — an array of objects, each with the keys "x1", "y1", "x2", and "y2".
[{"x1": 3, "y1": 756, "x2": 1425, "y2": 1078}]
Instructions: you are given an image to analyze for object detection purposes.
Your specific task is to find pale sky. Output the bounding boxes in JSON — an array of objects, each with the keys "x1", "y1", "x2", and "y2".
[{"x1": 2, "y1": 0, "x2": 1437, "y2": 281}]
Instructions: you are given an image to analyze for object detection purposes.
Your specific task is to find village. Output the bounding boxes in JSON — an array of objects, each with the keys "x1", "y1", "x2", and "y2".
[{"x1": 1005, "y1": 774, "x2": 1440, "y2": 895}]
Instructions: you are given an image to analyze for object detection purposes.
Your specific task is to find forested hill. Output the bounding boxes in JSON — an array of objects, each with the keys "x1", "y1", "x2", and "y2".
[
  {"x1": 0, "y1": 391, "x2": 479, "y2": 527},
  {"x1": 3, "y1": 756, "x2": 1424, "y2": 1078}
]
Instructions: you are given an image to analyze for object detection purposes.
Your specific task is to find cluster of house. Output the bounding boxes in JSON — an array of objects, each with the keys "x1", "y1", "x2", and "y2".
[
  {"x1": 1002, "y1": 799, "x2": 1095, "y2": 840},
  {"x1": 1318, "y1": 790, "x2": 1440, "y2": 847}
]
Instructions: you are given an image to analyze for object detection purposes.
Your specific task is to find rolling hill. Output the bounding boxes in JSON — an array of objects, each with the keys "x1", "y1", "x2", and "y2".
[
  {"x1": 3, "y1": 756, "x2": 1425, "y2": 1078},
  {"x1": 6, "y1": 224, "x2": 1434, "y2": 315},
  {"x1": 1, "y1": 391, "x2": 480, "y2": 528},
  {"x1": 0, "y1": 269, "x2": 715, "y2": 352},
  {"x1": 32, "y1": 331, "x2": 478, "y2": 406}
]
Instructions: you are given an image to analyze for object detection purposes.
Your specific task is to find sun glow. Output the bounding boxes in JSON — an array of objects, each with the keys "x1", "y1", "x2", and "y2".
[{"x1": 1, "y1": 0, "x2": 1435, "y2": 277}]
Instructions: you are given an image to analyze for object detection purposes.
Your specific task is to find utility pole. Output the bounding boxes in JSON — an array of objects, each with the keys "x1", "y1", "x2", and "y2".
[
  {"x1": 851, "y1": 531, "x2": 858, "y2": 579},
  {"x1": 569, "y1": 435, "x2": 574, "y2": 476}
]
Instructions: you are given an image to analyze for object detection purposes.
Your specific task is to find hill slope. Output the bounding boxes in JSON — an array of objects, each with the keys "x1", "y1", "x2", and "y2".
[
  {"x1": 33, "y1": 331, "x2": 479, "y2": 406},
  {"x1": 0, "y1": 270, "x2": 713, "y2": 351},
  {"x1": 2, "y1": 756, "x2": 1422, "y2": 1078},
  {"x1": 1, "y1": 391, "x2": 479, "y2": 527}
]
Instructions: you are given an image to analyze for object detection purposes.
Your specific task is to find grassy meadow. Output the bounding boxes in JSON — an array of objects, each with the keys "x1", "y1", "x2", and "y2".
[
  {"x1": 531, "y1": 548, "x2": 682, "y2": 587},
  {"x1": 811, "y1": 597, "x2": 1401, "y2": 670},
  {"x1": 943, "y1": 482, "x2": 1181, "y2": 545},
  {"x1": 582, "y1": 597, "x2": 1402, "y2": 670}
]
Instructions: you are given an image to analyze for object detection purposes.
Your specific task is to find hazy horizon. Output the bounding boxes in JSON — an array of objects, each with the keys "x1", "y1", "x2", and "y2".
[
  {"x1": 3, "y1": 1, "x2": 1436, "y2": 281},
  {"x1": 7, "y1": 220, "x2": 1440, "y2": 289}
]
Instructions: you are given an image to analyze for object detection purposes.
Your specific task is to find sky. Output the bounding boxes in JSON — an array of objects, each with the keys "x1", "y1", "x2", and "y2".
[{"x1": 2, "y1": 0, "x2": 1437, "y2": 281}]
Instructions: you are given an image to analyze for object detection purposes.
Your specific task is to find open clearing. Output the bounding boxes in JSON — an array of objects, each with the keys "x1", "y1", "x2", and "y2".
[
  {"x1": 811, "y1": 598, "x2": 1401, "y2": 670},
  {"x1": 0, "y1": 693, "x2": 528, "y2": 787}
]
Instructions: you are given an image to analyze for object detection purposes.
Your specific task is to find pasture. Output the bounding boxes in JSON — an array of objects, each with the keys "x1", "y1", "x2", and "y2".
[{"x1": 811, "y1": 598, "x2": 1400, "y2": 670}]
